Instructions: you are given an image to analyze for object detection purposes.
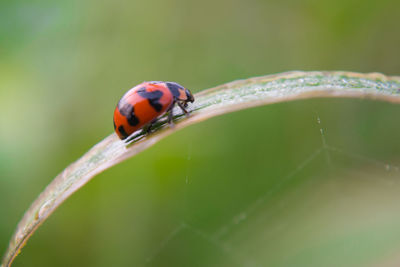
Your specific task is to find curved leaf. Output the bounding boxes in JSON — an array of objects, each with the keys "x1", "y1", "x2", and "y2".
[{"x1": 2, "y1": 71, "x2": 400, "y2": 267}]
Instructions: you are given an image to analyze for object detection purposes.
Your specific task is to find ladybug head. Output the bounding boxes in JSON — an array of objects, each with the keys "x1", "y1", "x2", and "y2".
[
  {"x1": 185, "y1": 88, "x2": 194, "y2": 103},
  {"x1": 165, "y1": 82, "x2": 194, "y2": 103}
]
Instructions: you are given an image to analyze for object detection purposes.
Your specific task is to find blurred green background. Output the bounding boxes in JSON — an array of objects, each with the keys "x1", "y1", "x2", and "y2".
[{"x1": 1, "y1": 0, "x2": 400, "y2": 266}]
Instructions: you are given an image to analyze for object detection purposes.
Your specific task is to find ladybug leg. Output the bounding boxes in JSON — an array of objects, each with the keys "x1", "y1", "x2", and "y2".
[
  {"x1": 167, "y1": 105, "x2": 175, "y2": 127},
  {"x1": 145, "y1": 123, "x2": 153, "y2": 134},
  {"x1": 144, "y1": 119, "x2": 157, "y2": 134},
  {"x1": 177, "y1": 101, "x2": 189, "y2": 116}
]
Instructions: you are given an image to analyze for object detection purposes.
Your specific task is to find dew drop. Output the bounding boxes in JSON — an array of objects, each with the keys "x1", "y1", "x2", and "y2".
[{"x1": 38, "y1": 200, "x2": 53, "y2": 219}]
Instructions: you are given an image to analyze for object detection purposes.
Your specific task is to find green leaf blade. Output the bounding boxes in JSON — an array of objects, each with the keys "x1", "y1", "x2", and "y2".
[{"x1": 2, "y1": 71, "x2": 400, "y2": 267}]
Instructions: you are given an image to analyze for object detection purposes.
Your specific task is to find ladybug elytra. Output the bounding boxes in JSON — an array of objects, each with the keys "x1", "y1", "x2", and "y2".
[{"x1": 113, "y1": 81, "x2": 194, "y2": 140}]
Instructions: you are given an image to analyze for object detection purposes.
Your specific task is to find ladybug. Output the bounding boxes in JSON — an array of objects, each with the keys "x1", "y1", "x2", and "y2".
[{"x1": 113, "y1": 81, "x2": 194, "y2": 140}]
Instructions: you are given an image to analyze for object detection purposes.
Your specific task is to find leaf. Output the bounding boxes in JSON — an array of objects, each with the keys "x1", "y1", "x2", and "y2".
[{"x1": 2, "y1": 71, "x2": 400, "y2": 267}]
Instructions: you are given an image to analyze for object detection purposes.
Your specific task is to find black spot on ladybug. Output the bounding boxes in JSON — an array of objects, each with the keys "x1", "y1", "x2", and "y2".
[
  {"x1": 166, "y1": 82, "x2": 183, "y2": 98},
  {"x1": 118, "y1": 101, "x2": 140, "y2": 126},
  {"x1": 118, "y1": 125, "x2": 129, "y2": 139},
  {"x1": 137, "y1": 87, "x2": 164, "y2": 112}
]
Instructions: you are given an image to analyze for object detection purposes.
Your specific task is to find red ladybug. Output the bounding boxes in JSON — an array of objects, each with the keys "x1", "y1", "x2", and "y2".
[{"x1": 113, "y1": 81, "x2": 194, "y2": 140}]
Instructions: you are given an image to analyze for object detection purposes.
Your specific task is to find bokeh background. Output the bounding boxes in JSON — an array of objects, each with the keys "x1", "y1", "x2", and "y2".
[{"x1": 1, "y1": 0, "x2": 400, "y2": 266}]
